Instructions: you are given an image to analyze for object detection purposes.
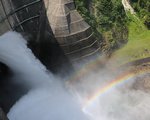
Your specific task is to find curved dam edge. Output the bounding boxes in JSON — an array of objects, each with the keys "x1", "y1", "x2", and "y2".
[
  {"x1": 0, "y1": 0, "x2": 73, "y2": 74},
  {"x1": 0, "y1": 0, "x2": 101, "y2": 71}
]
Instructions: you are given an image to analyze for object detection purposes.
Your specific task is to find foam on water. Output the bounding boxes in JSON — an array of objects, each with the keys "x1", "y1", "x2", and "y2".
[
  {"x1": 0, "y1": 32, "x2": 88, "y2": 120},
  {"x1": 0, "y1": 31, "x2": 150, "y2": 120}
]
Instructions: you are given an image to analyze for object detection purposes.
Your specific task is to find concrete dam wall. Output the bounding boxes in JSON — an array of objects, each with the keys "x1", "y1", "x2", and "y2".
[
  {"x1": 0, "y1": 0, "x2": 101, "y2": 116},
  {"x1": 44, "y1": 0, "x2": 100, "y2": 61},
  {"x1": 0, "y1": 0, "x2": 101, "y2": 67},
  {"x1": 0, "y1": 0, "x2": 72, "y2": 73}
]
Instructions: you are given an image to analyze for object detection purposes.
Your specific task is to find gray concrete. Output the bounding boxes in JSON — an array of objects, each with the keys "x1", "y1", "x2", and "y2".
[
  {"x1": 0, "y1": 0, "x2": 12, "y2": 35},
  {"x1": 44, "y1": 0, "x2": 101, "y2": 62},
  {"x1": 0, "y1": 0, "x2": 101, "y2": 62}
]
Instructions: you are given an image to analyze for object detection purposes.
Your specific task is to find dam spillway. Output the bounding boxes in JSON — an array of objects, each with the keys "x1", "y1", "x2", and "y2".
[
  {"x1": 0, "y1": 0, "x2": 72, "y2": 73},
  {"x1": 0, "y1": 0, "x2": 101, "y2": 67}
]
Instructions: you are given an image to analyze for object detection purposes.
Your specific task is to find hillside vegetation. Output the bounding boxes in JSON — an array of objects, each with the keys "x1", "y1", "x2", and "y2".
[
  {"x1": 111, "y1": 0, "x2": 150, "y2": 65},
  {"x1": 75, "y1": 0, "x2": 150, "y2": 65},
  {"x1": 130, "y1": 0, "x2": 150, "y2": 29},
  {"x1": 112, "y1": 13, "x2": 150, "y2": 65},
  {"x1": 75, "y1": 0, "x2": 128, "y2": 53}
]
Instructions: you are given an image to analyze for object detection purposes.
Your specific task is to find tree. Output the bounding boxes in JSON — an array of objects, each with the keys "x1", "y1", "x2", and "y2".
[
  {"x1": 131, "y1": 0, "x2": 150, "y2": 29},
  {"x1": 75, "y1": 0, "x2": 128, "y2": 53}
]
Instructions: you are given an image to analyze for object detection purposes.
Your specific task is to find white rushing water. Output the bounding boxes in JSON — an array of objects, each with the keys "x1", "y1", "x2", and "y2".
[
  {"x1": 83, "y1": 87, "x2": 150, "y2": 120},
  {"x1": 0, "y1": 32, "x2": 88, "y2": 120},
  {"x1": 0, "y1": 31, "x2": 150, "y2": 120},
  {"x1": 73, "y1": 70, "x2": 150, "y2": 120}
]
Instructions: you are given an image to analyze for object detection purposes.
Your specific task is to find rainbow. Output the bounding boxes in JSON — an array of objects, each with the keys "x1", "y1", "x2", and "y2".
[
  {"x1": 82, "y1": 68, "x2": 150, "y2": 110},
  {"x1": 67, "y1": 55, "x2": 150, "y2": 112}
]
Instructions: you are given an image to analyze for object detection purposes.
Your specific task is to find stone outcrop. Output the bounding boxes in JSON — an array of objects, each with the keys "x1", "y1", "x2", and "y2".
[
  {"x1": 44, "y1": 0, "x2": 100, "y2": 62},
  {"x1": 122, "y1": 0, "x2": 135, "y2": 14}
]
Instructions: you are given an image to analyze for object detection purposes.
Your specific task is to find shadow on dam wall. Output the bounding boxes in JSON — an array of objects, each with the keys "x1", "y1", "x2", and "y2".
[
  {"x1": 0, "y1": 0, "x2": 73, "y2": 74},
  {"x1": 0, "y1": 0, "x2": 73, "y2": 114}
]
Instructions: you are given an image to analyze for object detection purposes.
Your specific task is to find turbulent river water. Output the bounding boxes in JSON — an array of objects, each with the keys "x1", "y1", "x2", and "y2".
[
  {"x1": 0, "y1": 32, "x2": 88, "y2": 120},
  {"x1": 0, "y1": 32, "x2": 150, "y2": 120}
]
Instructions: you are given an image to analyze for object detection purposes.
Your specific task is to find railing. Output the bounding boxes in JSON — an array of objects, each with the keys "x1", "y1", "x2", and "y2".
[
  {"x1": 12, "y1": 15, "x2": 40, "y2": 30},
  {"x1": 0, "y1": 0, "x2": 42, "y2": 32},
  {"x1": 71, "y1": 46, "x2": 101, "y2": 62},
  {"x1": 65, "y1": 40, "x2": 98, "y2": 55},
  {"x1": 0, "y1": 0, "x2": 41, "y2": 23}
]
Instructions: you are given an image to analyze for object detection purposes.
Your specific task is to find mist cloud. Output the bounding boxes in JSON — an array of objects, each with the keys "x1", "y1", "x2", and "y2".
[{"x1": 0, "y1": 32, "x2": 150, "y2": 120}]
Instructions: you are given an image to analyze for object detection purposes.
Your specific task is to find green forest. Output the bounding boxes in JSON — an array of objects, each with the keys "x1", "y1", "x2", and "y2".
[
  {"x1": 131, "y1": 0, "x2": 150, "y2": 29},
  {"x1": 75, "y1": 0, "x2": 150, "y2": 65}
]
